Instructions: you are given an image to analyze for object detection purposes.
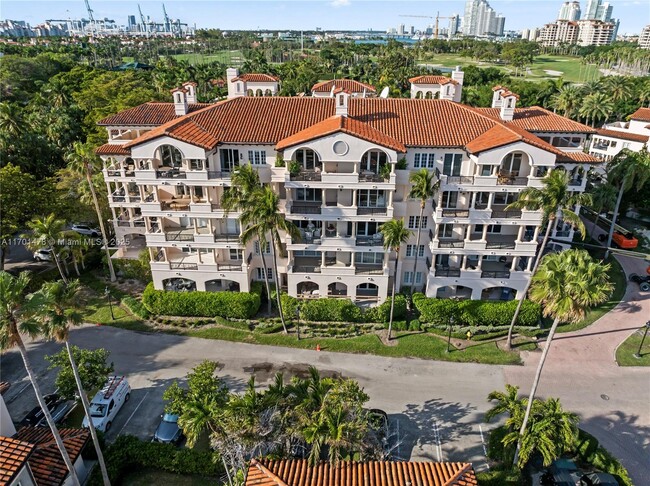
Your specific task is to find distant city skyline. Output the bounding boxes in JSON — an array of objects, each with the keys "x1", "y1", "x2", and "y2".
[{"x1": 1, "y1": 0, "x2": 648, "y2": 35}]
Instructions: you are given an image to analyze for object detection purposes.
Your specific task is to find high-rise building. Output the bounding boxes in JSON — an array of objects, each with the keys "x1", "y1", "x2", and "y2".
[
  {"x1": 398, "y1": 23, "x2": 405, "y2": 35},
  {"x1": 449, "y1": 15, "x2": 461, "y2": 36},
  {"x1": 127, "y1": 15, "x2": 137, "y2": 31},
  {"x1": 462, "y1": 0, "x2": 505, "y2": 36},
  {"x1": 639, "y1": 25, "x2": 650, "y2": 49},
  {"x1": 583, "y1": 0, "x2": 613, "y2": 21},
  {"x1": 558, "y1": 1, "x2": 581, "y2": 21}
]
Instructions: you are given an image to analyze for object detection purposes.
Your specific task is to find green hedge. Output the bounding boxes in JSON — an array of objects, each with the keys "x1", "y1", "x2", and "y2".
[
  {"x1": 142, "y1": 283, "x2": 261, "y2": 319},
  {"x1": 413, "y1": 294, "x2": 541, "y2": 327},
  {"x1": 112, "y1": 252, "x2": 151, "y2": 282},
  {"x1": 364, "y1": 295, "x2": 407, "y2": 323},
  {"x1": 88, "y1": 435, "x2": 222, "y2": 485},
  {"x1": 299, "y1": 298, "x2": 363, "y2": 323},
  {"x1": 121, "y1": 296, "x2": 151, "y2": 319}
]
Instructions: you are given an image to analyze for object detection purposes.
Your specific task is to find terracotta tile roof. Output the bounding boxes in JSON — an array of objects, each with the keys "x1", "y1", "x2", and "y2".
[
  {"x1": 465, "y1": 124, "x2": 522, "y2": 153},
  {"x1": 14, "y1": 427, "x2": 90, "y2": 486},
  {"x1": 232, "y1": 73, "x2": 280, "y2": 83},
  {"x1": 245, "y1": 459, "x2": 478, "y2": 486},
  {"x1": 95, "y1": 143, "x2": 131, "y2": 156},
  {"x1": 476, "y1": 106, "x2": 596, "y2": 133},
  {"x1": 0, "y1": 382, "x2": 9, "y2": 395},
  {"x1": 311, "y1": 79, "x2": 376, "y2": 93},
  {"x1": 630, "y1": 107, "x2": 650, "y2": 122},
  {"x1": 501, "y1": 90, "x2": 519, "y2": 100},
  {"x1": 276, "y1": 115, "x2": 406, "y2": 152},
  {"x1": 557, "y1": 151, "x2": 603, "y2": 163},
  {"x1": 595, "y1": 128, "x2": 649, "y2": 143},
  {"x1": 0, "y1": 437, "x2": 34, "y2": 485},
  {"x1": 409, "y1": 75, "x2": 458, "y2": 85},
  {"x1": 97, "y1": 102, "x2": 210, "y2": 126}
]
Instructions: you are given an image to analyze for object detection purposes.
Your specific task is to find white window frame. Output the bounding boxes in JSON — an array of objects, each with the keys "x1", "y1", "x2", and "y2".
[
  {"x1": 443, "y1": 153, "x2": 463, "y2": 176},
  {"x1": 404, "y1": 271, "x2": 423, "y2": 284},
  {"x1": 408, "y1": 216, "x2": 427, "y2": 229},
  {"x1": 256, "y1": 267, "x2": 273, "y2": 280},
  {"x1": 248, "y1": 150, "x2": 266, "y2": 165},
  {"x1": 413, "y1": 153, "x2": 435, "y2": 169},
  {"x1": 254, "y1": 241, "x2": 271, "y2": 254},
  {"x1": 406, "y1": 245, "x2": 425, "y2": 258}
]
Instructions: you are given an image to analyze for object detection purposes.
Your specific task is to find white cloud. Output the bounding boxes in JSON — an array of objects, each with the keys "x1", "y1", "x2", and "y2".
[{"x1": 330, "y1": 0, "x2": 351, "y2": 7}]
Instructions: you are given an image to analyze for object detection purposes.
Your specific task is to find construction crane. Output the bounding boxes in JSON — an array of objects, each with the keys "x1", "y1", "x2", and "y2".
[
  {"x1": 399, "y1": 12, "x2": 455, "y2": 39},
  {"x1": 137, "y1": 4, "x2": 148, "y2": 36},
  {"x1": 84, "y1": 0, "x2": 96, "y2": 37},
  {"x1": 162, "y1": 3, "x2": 172, "y2": 33}
]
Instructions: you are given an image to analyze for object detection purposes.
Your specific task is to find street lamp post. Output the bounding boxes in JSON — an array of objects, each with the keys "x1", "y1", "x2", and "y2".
[
  {"x1": 447, "y1": 316, "x2": 454, "y2": 353},
  {"x1": 633, "y1": 320, "x2": 650, "y2": 359},
  {"x1": 105, "y1": 286, "x2": 115, "y2": 320}
]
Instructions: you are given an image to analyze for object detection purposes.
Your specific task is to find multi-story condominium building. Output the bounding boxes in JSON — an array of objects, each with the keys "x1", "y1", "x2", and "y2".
[
  {"x1": 558, "y1": 1, "x2": 581, "y2": 21},
  {"x1": 96, "y1": 72, "x2": 599, "y2": 303},
  {"x1": 588, "y1": 107, "x2": 650, "y2": 161},
  {"x1": 639, "y1": 25, "x2": 650, "y2": 49},
  {"x1": 538, "y1": 18, "x2": 616, "y2": 46},
  {"x1": 462, "y1": 0, "x2": 506, "y2": 37}
]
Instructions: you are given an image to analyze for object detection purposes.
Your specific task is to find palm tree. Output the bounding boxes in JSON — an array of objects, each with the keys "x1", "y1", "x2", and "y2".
[
  {"x1": 26, "y1": 214, "x2": 69, "y2": 283},
  {"x1": 0, "y1": 272, "x2": 81, "y2": 486},
  {"x1": 408, "y1": 169, "x2": 438, "y2": 298},
  {"x1": 485, "y1": 384, "x2": 525, "y2": 423},
  {"x1": 35, "y1": 280, "x2": 111, "y2": 485},
  {"x1": 380, "y1": 219, "x2": 412, "y2": 341},
  {"x1": 604, "y1": 148, "x2": 650, "y2": 259},
  {"x1": 587, "y1": 182, "x2": 617, "y2": 239},
  {"x1": 241, "y1": 187, "x2": 300, "y2": 335},
  {"x1": 549, "y1": 85, "x2": 582, "y2": 118},
  {"x1": 512, "y1": 249, "x2": 612, "y2": 467},
  {"x1": 65, "y1": 141, "x2": 116, "y2": 282},
  {"x1": 578, "y1": 92, "x2": 614, "y2": 127},
  {"x1": 222, "y1": 165, "x2": 273, "y2": 314},
  {"x1": 603, "y1": 76, "x2": 633, "y2": 104},
  {"x1": 503, "y1": 170, "x2": 592, "y2": 349}
]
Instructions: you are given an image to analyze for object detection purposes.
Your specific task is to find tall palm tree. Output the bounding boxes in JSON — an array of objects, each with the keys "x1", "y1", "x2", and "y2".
[
  {"x1": 578, "y1": 92, "x2": 614, "y2": 127},
  {"x1": 35, "y1": 280, "x2": 111, "y2": 486},
  {"x1": 241, "y1": 187, "x2": 300, "y2": 335},
  {"x1": 604, "y1": 148, "x2": 650, "y2": 259},
  {"x1": 587, "y1": 182, "x2": 617, "y2": 239},
  {"x1": 0, "y1": 272, "x2": 81, "y2": 486},
  {"x1": 26, "y1": 214, "x2": 69, "y2": 283},
  {"x1": 549, "y1": 85, "x2": 582, "y2": 118},
  {"x1": 503, "y1": 170, "x2": 592, "y2": 349},
  {"x1": 485, "y1": 384, "x2": 525, "y2": 423},
  {"x1": 603, "y1": 76, "x2": 634, "y2": 104},
  {"x1": 407, "y1": 169, "x2": 438, "y2": 298},
  {"x1": 65, "y1": 141, "x2": 116, "y2": 282},
  {"x1": 222, "y1": 165, "x2": 273, "y2": 314},
  {"x1": 380, "y1": 219, "x2": 411, "y2": 341},
  {"x1": 512, "y1": 249, "x2": 612, "y2": 467}
]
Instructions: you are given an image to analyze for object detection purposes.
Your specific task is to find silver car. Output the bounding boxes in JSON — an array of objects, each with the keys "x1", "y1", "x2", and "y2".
[
  {"x1": 71, "y1": 224, "x2": 101, "y2": 237},
  {"x1": 153, "y1": 413, "x2": 182, "y2": 444}
]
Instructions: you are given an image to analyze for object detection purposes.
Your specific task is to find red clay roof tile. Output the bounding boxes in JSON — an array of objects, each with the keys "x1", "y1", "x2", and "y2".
[
  {"x1": 0, "y1": 436, "x2": 34, "y2": 485},
  {"x1": 245, "y1": 459, "x2": 478, "y2": 486},
  {"x1": 630, "y1": 107, "x2": 650, "y2": 122},
  {"x1": 97, "y1": 102, "x2": 210, "y2": 126},
  {"x1": 557, "y1": 151, "x2": 603, "y2": 163},
  {"x1": 596, "y1": 128, "x2": 649, "y2": 143},
  {"x1": 476, "y1": 106, "x2": 596, "y2": 133},
  {"x1": 232, "y1": 73, "x2": 280, "y2": 83},
  {"x1": 95, "y1": 143, "x2": 131, "y2": 156},
  {"x1": 312, "y1": 79, "x2": 376, "y2": 93},
  {"x1": 409, "y1": 75, "x2": 458, "y2": 85}
]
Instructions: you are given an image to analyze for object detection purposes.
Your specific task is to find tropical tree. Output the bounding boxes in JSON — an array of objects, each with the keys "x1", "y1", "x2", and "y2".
[
  {"x1": 485, "y1": 384, "x2": 525, "y2": 423},
  {"x1": 240, "y1": 186, "x2": 300, "y2": 335},
  {"x1": 0, "y1": 271, "x2": 81, "y2": 486},
  {"x1": 35, "y1": 280, "x2": 111, "y2": 485},
  {"x1": 65, "y1": 141, "x2": 116, "y2": 282},
  {"x1": 26, "y1": 213, "x2": 69, "y2": 283},
  {"x1": 604, "y1": 148, "x2": 650, "y2": 259},
  {"x1": 408, "y1": 169, "x2": 438, "y2": 298},
  {"x1": 380, "y1": 219, "x2": 412, "y2": 340},
  {"x1": 587, "y1": 182, "x2": 617, "y2": 239},
  {"x1": 549, "y1": 85, "x2": 582, "y2": 118},
  {"x1": 578, "y1": 92, "x2": 614, "y2": 127},
  {"x1": 503, "y1": 170, "x2": 592, "y2": 349},
  {"x1": 512, "y1": 249, "x2": 612, "y2": 467}
]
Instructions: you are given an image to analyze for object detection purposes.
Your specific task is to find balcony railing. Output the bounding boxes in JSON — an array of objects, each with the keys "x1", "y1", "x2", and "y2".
[
  {"x1": 569, "y1": 179, "x2": 583, "y2": 187},
  {"x1": 169, "y1": 262, "x2": 198, "y2": 270},
  {"x1": 438, "y1": 239, "x2": 465, "y2": 249},
  {"x1": 359, "y1": 173, "x2": 386, "y2": 183},
  {"x1": 165, "y1": 232, "x2": 194, "y2": 242},
  {"x1": 497, "y1": 172, "x2": 528, "y2": 185},
  {"x1": 290, "y1": 204, "x2": 322, "y2": 215},
  {"x1": 214, "y1": 234, "x2": 241, "y2": 242},
  {"x1": 555, "y1": 230, "x2": 571, "y2": 237},
  {"x1": 485, "y1": 241, "x2": 516, "y2": 249},
  {"x1": 445, "y1": 176, "x2": 474, "y2": 184},
  {"x1": 491, "y1": 210, "x2": 522, "y2": 219},
  {"x1": 481, "y1": 270, "x2": 511, "y2": 278},
  {"x1": 355, "y1": 235, "x2": 384, "y2": 246},
  {"x1": 290, "y1": 171, "x2": 322, "y2": 181},
  {"x1": 435, "y1": 267, "x2": 461, "y2": 277},
  {"x1": 156, "y1": 168, "x2": 187, "y2": 179},
  {"x1": 357, "y1": 206, "x2": 387, "y2": 216},
  {"x1": 442, "y1": 209, "x2": 470, "y2": 217},
  {"x1": 355, "y1": 265, "x2": 384, "y2": 275},
  {"x1": 161, "y1": 200, "x2": 191, "y2": 211},
  {"x1": 106, "y1": 169, "x2": 122, "y2": 177},
  {"x1": 293, "y1": 265, "x2": 321, "y2": 273}
]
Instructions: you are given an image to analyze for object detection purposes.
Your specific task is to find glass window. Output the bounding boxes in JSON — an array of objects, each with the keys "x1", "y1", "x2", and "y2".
[
  {"x1": 256, "y1": 268, "x2": 272, "y2": 280},
  {"x1": 189, "y1": 159, "x2": 204, "y2": 170},
  {"x1": 439, "y1": 223, "x2": 453, "y2": 238},
  {"x1": 408, "y1": 216, "x2": 426, "y2": 229},
  {"x1": 414, "y1": 153, "x2": 435, "y2": 169},
  {"x1": 248, "y1": 150, "x2": 266, "y2": 165},
  {"x1": 361, "y1": 150, "x2": 388, "y2": 173},
  {"x1": 357, "y1": 222, "x2": 380, "y2": 236},
  {"x1": 404, "y1": 272, "x2": 423, "y2": 284},
  {"x1": 296, "y1": 149, "x2": 320, "y2": 170},
  {"x1": 442, "y1": 191, "x2": 458, "y2": 208},
  {"x1": 229, "y1": 249, "x2": 243, "y2": 260},
  {"x1": 480, "y1": 165, "x2": 494, "y2": 176},
  {"x1": 443, "y1": 154, "x2": 462, "y2": 176},
  {"x1": 354, "y1": 252, "x2": 383, "y2": 264},
  {"x1": 501, "y1": 152, "x2": 523, "y2": 175},
  {"x1": 358, "y1": 190, "x2": 385, "y2": 208},
  {"x1": 220, "y1": 149, "x2": 240, "y2": 172},
  {"x1": 254, "y1": 241, "x2": 271, "y2": 254},
  {"x1": 159, "y1": 145, "x2": 183, "y2": 168},
  {"x1": 406, "y1": 245, "x2": 425, "y2": 257},
  {"x1": 295, "y1": 188, "x2": 321, "y2": 202}
]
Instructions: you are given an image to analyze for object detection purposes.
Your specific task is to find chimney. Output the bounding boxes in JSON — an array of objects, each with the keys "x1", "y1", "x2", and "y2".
[
  {"x1": 226, "y1": 67, "x2": 243, "y2": 99},
  {"x1": 491, "y1": 86, "x2": 505, "y2": 108},
  {"x1": 334, "y1": 88, "x2": 350, "y2": 117},
  {"x1": 500, "y1": 91, "x2": 518, "y2": 122},
  {"x1": 171, "y1": 87, "x2": 188, "y2": 116},
  {"x1": 451, "y1": 66, "x2": 464, "y2": 102},
  {"x1": 182, "y1": 81, "x2": 197, "y2": 103}
]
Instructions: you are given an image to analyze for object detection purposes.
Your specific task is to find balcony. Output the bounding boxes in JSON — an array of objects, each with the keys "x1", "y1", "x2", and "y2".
[
  {"x1": 160, "y1": 198, "x2": 191, "y2": 211},
  {"x1": 438, "y1": 239, "x2": 465, "y2": 249},
  {"x1": 290, "y1": 170, "x2": 322, "y2": 182},
  {"x1": 355, "y1": 234, "x2": 384, "y2": 246},
  {"x1": 497, "y1": 171, "x2": 528, "y2": 186},
  {"x1": 485, "y1": 235, "x2": 517, "y2": 249},
  {"x1": 213, "y1": 233, "x2": 241, "y2": 243},
  {"x1": 357, "y1": 206, "x2": 387, "y2": 216},
  {"x1": 569, "y1": 178, "x2": 583, "y2": 187},
  {"x1": 355, "y1": 264, "x2": 384, "y2": 275},
  {"x1": 491, "y1": 205, "x2": 522, "y2": 219},
  {"x1": 435, "y1": 267, "x2": 461, "y2": 277},
  {"x1": 358, "y1": 172, "x2": 387, "y2": 183},
  {"x1": 442, "y1": 209, "x2": 470, "y2": 218},
  {"x1": 152, "y1": 252, "x2": 246, "y2": 273},
  {"x1": 481, "y1": 270, "x2": 511, "y2": 278},
  {"x1": 156, "y1": 168, "x2": 187, "y2": 179},
  {"x1": 445, "y1": 176, "x2": 474, "y2": 184},
  {"x1": 290, "y1": 202, "x2": 322, "y2": 215}
]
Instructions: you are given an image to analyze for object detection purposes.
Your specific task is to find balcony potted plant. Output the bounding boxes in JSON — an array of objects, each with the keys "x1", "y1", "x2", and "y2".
[
  {"x1": 379, "y1": 163, "x2": 392, "y2": 181},
  {"x1": 275, "y1": 153, "x2": 286, "y2": 167},
  {"x1": 288, "y1": 161, "x2": 302, "y2": 177}
]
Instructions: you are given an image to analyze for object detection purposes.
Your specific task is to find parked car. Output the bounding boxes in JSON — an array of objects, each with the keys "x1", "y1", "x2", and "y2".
[
  {"x1": 153, "y1": 413, "x2": 183, "y2": 444},
  {"x1": 33, "y1": 248, "x2": 53, "y2": 262},
  {"x1": 629, "y1": 273, "x2": 650, "y2": 292},
  {"x1": 19, "y1": 393, "x2": 76, "y2": 427},
  {"x1": 598, "y1": 231, "x2": 638, "y2": 249},
  {"x1": 82, "y1": 376, "x2": 130, "y2": 432},
  {"x1": 579, "y1": 472, "x2": 619, "y2": 486},
  {"x1": 71, "y1": 224, "x2": 101, "y2": 237}
]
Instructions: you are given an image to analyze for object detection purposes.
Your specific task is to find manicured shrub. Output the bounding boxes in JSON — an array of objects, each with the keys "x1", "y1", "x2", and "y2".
[
  {"x1": 300, "y1": 298, "x2": 363, "y2": 323},
  {"x1": 142, "y1": 283, "x2": 260, "y2": 319},
  {"x1": 363, "y1": 295, "x2": 407, "y2": 323},
  {"x1": 409, "y1": 319, "x2": 421, "y2": 331},
  {"x1": 121, "y1": 296, "x2": 151, "y2": 319}
]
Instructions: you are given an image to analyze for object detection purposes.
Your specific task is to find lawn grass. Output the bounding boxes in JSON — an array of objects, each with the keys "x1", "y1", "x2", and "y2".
[
  {"x1": 616, "y1": 328, "x2": 650, "y2": 366},
  {"x1": 82, "y1": 295, "x2": 150, "y2": 332},
  {"x1": 184, "y1": 326, "x2": 524, "y2": 365},
  {"x1": 171, "y1": 51, "x2": 244, "y2": 66},
  {"x1": 120, "y1": 469, "x2": 218, "y2": 486}
]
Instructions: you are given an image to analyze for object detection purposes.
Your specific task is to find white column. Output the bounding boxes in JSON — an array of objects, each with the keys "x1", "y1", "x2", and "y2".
[
  {"x1": 149, "y1": 247, "x2": 155, "y2": 260},
  {"x1": 321, "y1": 251, "x2": 326, "y2": 267},
  {"x1": 197, "y1": 248, "x2": 203, "y2": 264},
  {"x1": 193, "y1": 218, "x2": 198, "y2": 233},
  {"x1": 533, "y1": 226, "x2": 541, "y2": 240},
  {"x1": 208, "y1": 218, "x2": 214, "y2": 234},
  {"x1": 145, "y1": 218, "x2": 151, "y2": 232},
  {"x1": 461, "y1": 255, "x2": 467, "y2": 270},
  {"x1": 139, "y1": 185, "x2": 145, "y2": 199},
  {"x1": 516, "y1": 225, "x2": 525, "y2": 242},
  {"x1": 487, "y1": 192, "x2": 495, "y2": 210},
  {"x1": 321, "y1": 189, "x2": 326, "y2": 207},
  {"x1": 353, "y1": 162, "x2": 360, "y2": 175},
  {"x1": 471, "y1": 192, "x2": 478, "y2": 209},
  {"x1": 433, "y1": 223, "x2": 440, "y2": 239},
  {"x1": 464, "y1": 225, "x2": 472, "y2": 242},
  {"x1": 162, "y1": 248, "x2": 168, "y2": 262},
  {"x1": 352, "y1": 189, "x2": 358, "y2": 207},
  {"x1": 481, "y1": 225, "x2": 488, "y2": 241},
  {"x1": 388, "y1": 190, "x2": 394, "y2": 207},
  {"x1": 526, "y1": 257, "x2": 534, "y2": 271},
  {"x1": 511, "y1": 257, "x2": 519, "y2": 271},
  {"x1": 477, "y1": 257, "x2": 483, "y2": 270}
]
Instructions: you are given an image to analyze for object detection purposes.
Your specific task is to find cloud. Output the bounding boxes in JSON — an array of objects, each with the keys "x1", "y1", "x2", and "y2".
[{"x1": 330, "y1": 0, "x2": 351, "y2": 7}]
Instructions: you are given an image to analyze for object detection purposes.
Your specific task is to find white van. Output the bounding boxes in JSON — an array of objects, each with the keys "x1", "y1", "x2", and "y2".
[{"x1": 82, "y1": 376, "x2": 131, "y2": 432}]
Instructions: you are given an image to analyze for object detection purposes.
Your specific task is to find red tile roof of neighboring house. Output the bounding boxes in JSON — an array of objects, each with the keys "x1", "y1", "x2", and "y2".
[
  {"x1": 475, "y1": 106, "x2": 595, "y2": 133},
  {"x1": 311, "y1": 79, "x2": 376, "y2": 93},
  {"x1": 245, "y1": 459, "x2": 478, "y2": 486},
  {"x1": 276, "y1": 115, "x2": 406, "y2": 152},
  {"x1": 557, "y1": 151, "x2": 602, "y2": 163},
  {"x1": 97, "y1": 102, "x2": 211, "y2": 126},
  {"x1": 95, "y1": 143, "x2": 131, "y2": 156},
  {"x1": 501, "y1": 90, "x2": 520, "y2": 100},
  {"x1": 630, "y1": 107, "x2": 650, "y2": 122},
  {"x1": 409, "y1": 75, "x2": 458, "y2": 85},
  {"x1": 0, "y1": 437, "x2": 34, "y2": 485},
  {"x1": 232, "y1": 73, "x2": 280, "y2": 83},
  {"x1": 595, "y1": 128, "x2": 650, "y2": 144},
  {"x1": 14, "y1": 427, "x2": 90, "y2": 486}
]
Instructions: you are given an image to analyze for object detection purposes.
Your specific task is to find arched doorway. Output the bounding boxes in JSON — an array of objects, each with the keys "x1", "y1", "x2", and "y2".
[
  {"x1": 163, "y1": 278, "x2": 196, "y2": 292},
  {"x1": 328, "y1": 282, "x2": 347, "y2": 296},
  {"x1": 297, "y1": 281, "x2": 319, "y2": 297},
  {"x1": 356, "y1": 283, "x2": 378, "y2": 298},
  {"x1": 205, "y1": 279, "x2": 240, "y2": 292},
  {"x1": 481, "y1": 287, "x2": 517, "y2": 301}
]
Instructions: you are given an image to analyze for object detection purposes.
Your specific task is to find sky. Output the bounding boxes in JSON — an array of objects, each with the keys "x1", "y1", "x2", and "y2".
[{"x1": 2, "y1": 0, "x2": 649, "y2": 35}]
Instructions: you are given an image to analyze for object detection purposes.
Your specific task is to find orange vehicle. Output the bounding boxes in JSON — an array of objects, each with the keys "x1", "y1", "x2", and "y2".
[{"x1": 612, "y1": 231, "x2": 639, "y2": 249}]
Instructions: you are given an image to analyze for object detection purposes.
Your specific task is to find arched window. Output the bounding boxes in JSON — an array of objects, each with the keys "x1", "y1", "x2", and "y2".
[
  {"x1": 500, "y1": 152, "x2": 524, "y2": 176},
  {"x1": 425, "y1": 91, "x2": 433, "y2": 99},
  {"x1": 255, "y1": 89, "x2": 263, "y2": 97},
  {"x1": 158, "y1": 145, "x2": 183, "y2": 168},
  {"x1": 415, "y1": 91, "x2": 423, "y2": 99},
  {"x1": 264, "y1": 89, "x2": 272, "y2": 96},
  {"x1": 360, "y1": 149, "x2": 388, "y2": 174},
  {"x1": 295, "y1": 149, "x2": 321, "y2": 170}
]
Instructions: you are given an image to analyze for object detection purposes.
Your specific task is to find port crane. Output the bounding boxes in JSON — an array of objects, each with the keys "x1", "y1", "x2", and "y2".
[
  {"x1": 399, "y1": 12, "x2": 455, "y2": 39},
  {"x1": 162, "y1": 3, "x2": 172, "y2": 33},
  {"x1": 137, "y1": 4, "x2": 149, "y2": 36},
  {"x1": 84, "y1": 0, "x2": 96, "y2": 37}
]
